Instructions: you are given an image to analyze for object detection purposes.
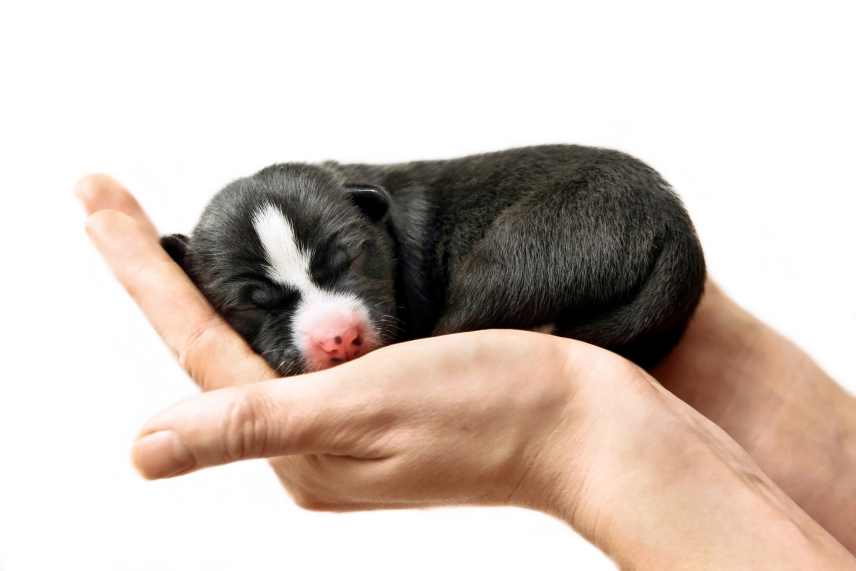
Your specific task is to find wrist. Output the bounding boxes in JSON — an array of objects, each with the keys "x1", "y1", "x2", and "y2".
[{"x1": 508, "y1": 343, "x2": 661, "y2": 528}]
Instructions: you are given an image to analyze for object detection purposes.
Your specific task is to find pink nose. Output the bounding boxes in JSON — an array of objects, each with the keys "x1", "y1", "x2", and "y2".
[{"x1": 308, "y1": 320, "x2": 367, "y2": 366}]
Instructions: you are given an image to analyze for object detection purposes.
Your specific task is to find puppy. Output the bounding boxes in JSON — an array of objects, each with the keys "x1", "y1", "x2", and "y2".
[{"x1": 162, "y1": 145, "x2": 706, "y2": 375}]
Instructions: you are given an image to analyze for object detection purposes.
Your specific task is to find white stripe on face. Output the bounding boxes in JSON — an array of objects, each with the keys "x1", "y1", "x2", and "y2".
[{"x1": 252, "y1": 203, "x2": 313, "y2": 291}]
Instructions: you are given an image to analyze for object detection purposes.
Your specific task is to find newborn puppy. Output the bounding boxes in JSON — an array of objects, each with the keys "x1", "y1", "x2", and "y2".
[{"x1": 162, "y1": 145, "x2": 706, "y2": 375}]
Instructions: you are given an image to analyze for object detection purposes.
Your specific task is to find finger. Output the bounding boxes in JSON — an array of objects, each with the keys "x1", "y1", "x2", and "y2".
[
  {"x1": 132, "y1": 372, "x2": 385, "y2": 479},
  {"x1": 85, "y1": 209, "x2": 276, "y2": 390},
  {"x1": 74, "y1": 174, "x2": 160, "y2": 241}
]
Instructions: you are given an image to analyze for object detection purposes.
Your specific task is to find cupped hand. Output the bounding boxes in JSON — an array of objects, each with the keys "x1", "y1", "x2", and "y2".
[
  {"x1": 133, "y1": 329, "x2": 607, "y2": 511},
  {"x1": 76, "y1": 174, "x2": 612, "y2": 512}
]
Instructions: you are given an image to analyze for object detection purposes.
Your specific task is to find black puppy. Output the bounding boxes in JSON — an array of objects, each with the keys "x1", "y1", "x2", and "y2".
[{"x1": 162, "y1": 145, "x2": 706, "y2": 375}]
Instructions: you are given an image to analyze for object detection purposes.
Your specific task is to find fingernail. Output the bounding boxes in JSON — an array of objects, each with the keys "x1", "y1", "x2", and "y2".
[
  {"x1": 84, "y1": 210, "x2": 131, "y2": 244},
  {"x1": 83, "y1": 211, "x2": 111, "y2": 242},
  {"x1": 133, "y1": 430, "x2": 196, "y2": 479}
]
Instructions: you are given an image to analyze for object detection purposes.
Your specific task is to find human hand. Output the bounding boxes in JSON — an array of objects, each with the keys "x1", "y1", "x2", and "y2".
[
  {"x1": 75, "y1": 175, "x2": 591, "y2": 510},
  {"x1": 77, "y1": 175, "x2": 855, "y2": 567}
]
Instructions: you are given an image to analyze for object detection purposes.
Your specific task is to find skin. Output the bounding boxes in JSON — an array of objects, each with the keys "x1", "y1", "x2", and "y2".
[
  {"x1": 654, "y1": 283, "x2": 856, "y2": 553},
  {"x1": 76, "y1": 175, "x2": 856, "y2": 568}
]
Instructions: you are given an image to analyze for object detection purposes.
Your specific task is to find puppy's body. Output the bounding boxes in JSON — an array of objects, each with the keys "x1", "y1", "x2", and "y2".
[{"x1": 164, "y1": 145, "x2": 706, "y2": 374}]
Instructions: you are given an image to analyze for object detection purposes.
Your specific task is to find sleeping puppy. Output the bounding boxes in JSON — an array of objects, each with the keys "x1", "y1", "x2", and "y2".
[{"x1": 162, "y1": 145, "x2": 706, "y2": 375}]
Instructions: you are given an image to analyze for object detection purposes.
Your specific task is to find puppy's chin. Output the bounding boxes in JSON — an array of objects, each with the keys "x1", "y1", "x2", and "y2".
[
  {"x1": 302, "y1": 357, "x2": 338, "y2": 373},
  {"x1": 266, "y1": 351, "x2": 312, "y2": 377}
]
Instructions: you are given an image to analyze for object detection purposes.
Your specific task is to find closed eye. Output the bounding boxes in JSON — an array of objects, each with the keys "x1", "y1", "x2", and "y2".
[
  {"x1": 312, "y1": 243, "x2": 355, "y2": 286},
  {"x1": 226, "y1": 304, "x2": 266, "y2": 317},
  {"x1": 231, "y1": 277, "x2": 298, "y2": 310}
]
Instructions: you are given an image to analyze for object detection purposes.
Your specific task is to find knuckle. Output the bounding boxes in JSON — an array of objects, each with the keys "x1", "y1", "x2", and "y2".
[{"x1": 221, "y1": 388, "x2": 271, "y2": 462}]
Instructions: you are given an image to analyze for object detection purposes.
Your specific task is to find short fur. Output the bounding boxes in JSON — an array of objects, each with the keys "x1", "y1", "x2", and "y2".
[{"x1": 163, "y1": 145, "x2": 707, "y2": 374}]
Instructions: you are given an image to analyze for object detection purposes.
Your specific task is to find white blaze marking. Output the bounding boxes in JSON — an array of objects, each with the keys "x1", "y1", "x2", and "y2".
[
  {"x1": 252, "y1": 203, "x2": 313, "y2": 291},
  {"x1": 252, "y1": 203, "x2": 377, "y2": 361}
]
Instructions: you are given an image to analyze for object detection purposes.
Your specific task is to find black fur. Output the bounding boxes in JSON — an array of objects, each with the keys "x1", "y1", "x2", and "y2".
[{"x1": 163, "y1": 145, "x2": 706, "y2": 374}]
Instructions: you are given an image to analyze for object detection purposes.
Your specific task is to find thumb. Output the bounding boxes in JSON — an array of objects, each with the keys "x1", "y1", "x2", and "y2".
[{"x1": 132, "y1": 370, "x2": 382, "y2": 479}]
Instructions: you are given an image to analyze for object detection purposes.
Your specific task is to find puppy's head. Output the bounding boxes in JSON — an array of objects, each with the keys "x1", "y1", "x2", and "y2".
[{"x1": 162, "y1": 164, "x2": 397, "y2": 375}]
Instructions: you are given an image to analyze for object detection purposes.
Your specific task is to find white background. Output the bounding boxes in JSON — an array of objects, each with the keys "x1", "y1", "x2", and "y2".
[{"x1": 1, "y1": 1, "x2": 854, "y2": 569}]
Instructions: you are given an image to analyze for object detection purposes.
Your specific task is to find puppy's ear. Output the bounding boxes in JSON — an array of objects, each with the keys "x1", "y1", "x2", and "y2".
[
  {"x1": 160, "y1": 233, "x2": 191, "y2": 270},
  {"x1": 345, "y1": 183, "x2": 390, "y2": 223}
]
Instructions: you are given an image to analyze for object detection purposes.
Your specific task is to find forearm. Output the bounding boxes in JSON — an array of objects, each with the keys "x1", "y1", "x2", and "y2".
[
  {"x1": 541, "y1": 368, "x2": 855, "y2": 569},
  {"x1": 655, "y1": 282, "x2": 856, "y2": 552}
]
